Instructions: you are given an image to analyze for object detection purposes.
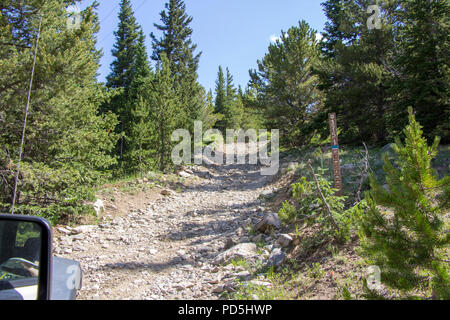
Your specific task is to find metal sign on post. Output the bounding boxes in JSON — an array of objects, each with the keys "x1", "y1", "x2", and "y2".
[{"x1": 329, "y1": 113, "x2": 343, "y2": 196}]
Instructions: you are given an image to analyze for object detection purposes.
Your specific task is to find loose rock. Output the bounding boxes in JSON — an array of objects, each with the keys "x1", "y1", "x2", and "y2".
[
  {"x1": 276, "y1": 234, "x2": 293, "y2": 248},
  {"x1": 253, "y1": 212, "x2": 281, "y2": 233},
  {"x1": 212, "y1": 243, "x2": 258, "y2": 266}
]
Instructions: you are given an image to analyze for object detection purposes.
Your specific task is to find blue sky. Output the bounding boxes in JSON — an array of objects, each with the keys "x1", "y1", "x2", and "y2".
[{"x1": 80, "y1": 0, "x2": 327, "y2": 93}]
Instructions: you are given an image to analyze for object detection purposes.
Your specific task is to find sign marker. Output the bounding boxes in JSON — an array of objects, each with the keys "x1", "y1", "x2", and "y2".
[{"x1": 328, "y1": 113, "x2": 343, "y2": 196}]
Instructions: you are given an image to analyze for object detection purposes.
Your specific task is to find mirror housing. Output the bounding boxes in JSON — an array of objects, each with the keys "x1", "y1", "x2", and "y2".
[{"x1": 0, "y1": 214, "x2": 52, "y2": 300}]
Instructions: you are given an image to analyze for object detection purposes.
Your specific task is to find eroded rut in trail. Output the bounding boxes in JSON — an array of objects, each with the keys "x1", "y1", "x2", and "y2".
[{"x1": 53, "y1": 146, "x2": 277, "y2": 300}]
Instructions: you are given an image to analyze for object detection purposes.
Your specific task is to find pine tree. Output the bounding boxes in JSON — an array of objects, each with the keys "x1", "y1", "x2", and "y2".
[
  {"x1": 393, "y1": 0, "x2": 449, "y2": 143},
  {"x1": 320, "y1": 0, "x2": 361, "y2": 58},
  {"x1": 0, "y1": 1, "x2": 118, "y2": 222},
  {"x1": 201, "y1": 89, "x2": 222, "y2": 131},
  {"x1": 223, "y1": 67, "x2": 244, "y2": 130},
  {"x1": 249, "y1": 20, "x2": 323, "y2": 147},
  {"x1": 126, "y1": 30, "x2": 154, "y2": 173},
  {"x1": 225, "y1": 67, "x2": 237, "y2": 102},
  {"x1": 223, "y1": 96, "x2": 245, "y2": 130},
  {"x1": 105, "y1": 0, "x2": 144, "y2": 162},
  {"x1": 129, "y1": 29, "x2": 152, "y2": 100},
  {"x1": 214, "y1": 66, "x2": 227, "y2": 131},
  {"x1": 316, "y1": 0, "x2": 400, "y2": 145},
  {"x1": 150, "y1": 0, "x2": 203, "y2": 135},
  {"x1": 240, "y1": 86, "x2": 265, "y2": 130},
  {"x1": 128, "y1": 91, "x2": 156, "y2": 176},
  {"x1": 359, "y1": 108, "x2": 449, "y2": 299},
  {"x1": 150, "y1": 53, "x2": 179, "y2": 171},
  {"x1": 214, "y1": 66, "x2": 226, "y2": 115}
]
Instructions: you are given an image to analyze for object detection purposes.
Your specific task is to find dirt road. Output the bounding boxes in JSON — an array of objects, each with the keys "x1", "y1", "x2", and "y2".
[{"x1": 54, "y1": 144, "x2": 278, "y2": 300}]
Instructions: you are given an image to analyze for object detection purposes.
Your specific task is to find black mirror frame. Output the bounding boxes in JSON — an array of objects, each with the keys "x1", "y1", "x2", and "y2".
[{"x1": 0, "y1": 214, "x2": 52, "y2": 300}]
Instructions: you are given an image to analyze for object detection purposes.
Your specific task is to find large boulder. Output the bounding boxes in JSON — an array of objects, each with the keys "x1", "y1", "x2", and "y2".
[{"x1": 212, "y1": 243, "x2": 258, "y2": 266}]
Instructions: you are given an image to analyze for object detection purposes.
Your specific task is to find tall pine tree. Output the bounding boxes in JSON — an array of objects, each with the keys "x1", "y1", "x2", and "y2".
[
  {"x1": 214, "y1": 66, "x2": 226, "y2": 131},
  {"x1": 150, "y1": 53, "x2": 179, "y2": 171},
  {"x1": 393, "y1": 0, "x2": 449, "y2": 143},
  {"x1": 105, "y1": 0, "x2": 145, "y2": 162},
  {"x1": 150, "y1": 0, "x2": 203, "y2": 135},
  {"x1": 126, "y1": 29, "x2": 154, "y2": 174},
  {"x1": 316, "y1": 0, "x2": 400, "y2": 145}
]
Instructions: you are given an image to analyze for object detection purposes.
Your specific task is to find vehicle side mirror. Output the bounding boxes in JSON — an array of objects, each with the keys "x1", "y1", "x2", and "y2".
[{"x1": 0, "y1": 215, "x2": 52, "y2": 300}]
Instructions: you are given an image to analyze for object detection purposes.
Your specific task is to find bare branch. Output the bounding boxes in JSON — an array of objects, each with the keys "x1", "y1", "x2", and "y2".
[
  {"x1": 354, "y1": 142, "x2": 370, "y2": 204},
  {"x1": 307, "y1": 160, "x2": 340, "y2": 233}
]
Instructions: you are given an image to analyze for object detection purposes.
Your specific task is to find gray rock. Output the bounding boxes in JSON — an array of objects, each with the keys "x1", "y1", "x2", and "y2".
[
  {"x1": 259, "y1": 190, "x2": 274, "y2": 199},
  {"x1": 93, "y1": 199, "x2": 105, "y2": 216},
  {"x1": 266, "y1": 248, "x2": 286, "y2": 267},
  {"x1": 252, "y1": 234, "x2": 264, "y2": 243},
  {"x1": 253, "y1": 212, "x2": 281, "y2": 233},
  {"x1": 70, "y1": 234, "x2": 85, "y2": 241},
  {"x1": 276, "y1": 234, "x2": 293, "y2": 248},
  {"x1": 224, "y1": 237, "x2": 237, "y2": 250},
  {"x1": 178, "y1": 171, "x2": 191, "y2": 178},
  {"x1": 72, "y1": 225, "x2": 95, "y2": 234},
  {"x1": 223, "y1": 281, "x2": 238, "y2": 292},
  {"x1": 212, "y1": 243, "x2": 257, "y2": 266},
  {"x1": 212, "y1": 284, "x2": 224, "y2": 293},
  {"x1": 57, "y1": 227, "x2": 71, "y2": 235},
  {"x1": 235, "y1": 227, "x2": 245, "y2": 237}
]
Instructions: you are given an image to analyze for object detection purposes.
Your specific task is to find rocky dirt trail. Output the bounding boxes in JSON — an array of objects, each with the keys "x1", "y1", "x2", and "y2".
[{"x1": 53, "y1": 144, "x2": 284, "y2": 300}]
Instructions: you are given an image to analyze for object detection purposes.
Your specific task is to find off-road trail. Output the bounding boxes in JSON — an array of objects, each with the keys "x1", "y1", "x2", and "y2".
[{"x1": 53, "y1": 143, "x2": 280, "y2": 300}]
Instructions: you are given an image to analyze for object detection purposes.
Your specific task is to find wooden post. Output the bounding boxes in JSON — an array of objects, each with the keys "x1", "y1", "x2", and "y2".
[{"x1": 328, "y1": 113, "x2": 343, "y2": 196}]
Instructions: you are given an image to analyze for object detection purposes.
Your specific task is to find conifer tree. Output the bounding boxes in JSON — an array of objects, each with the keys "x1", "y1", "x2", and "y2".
[
  {"x1": 128, "y1": 89, "x2": 156, "y2": 175},
  {"x1": 129, "y1": 29, "x2": 152, "y2": 100},
  {"x1": 359, "y1": 108, "x2": 449, "y2": 299},
  {"x1": 249, "y1": 20, "x2": 323, "y2": 147},
  {"x1": 320, "y1": 0, "x2": 360, "y2": 58},
  {"x1": 150, "y1": 53, "x2": 179, "y2": 171},
  {"x1": 393, "y1": 0, "x2": 449, "y2": 143},
  {"x1": 225, "y1": 67, "x2": 237, "y2": 102},
  {"x1": 105, "y1": 0, "x2": 144, "y2": 161},
  {"x1": 214, "y1": 66, "x2": 226, "y2": 115},
  {"x1": 201, "y1": 89, "x2": 222, "y2": 131},
  {"x1": 223, "y1": 67, "x2": 244, "y2": 130},
  {"x1": 126, "y1": 30, "x2": 154, "y2": 173},
  {"x1": 316, "y1": 0, "x2": 400, "y2": 145},
  {"x1": 150, "y1": 0, "x2": 203, "y2": 135},
  {"x1": 214, "y1": 66, "x2": 227, "y2": 131},
  {"x1": 0, "y1": 1, "x2": 118, "y2": 221}
]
